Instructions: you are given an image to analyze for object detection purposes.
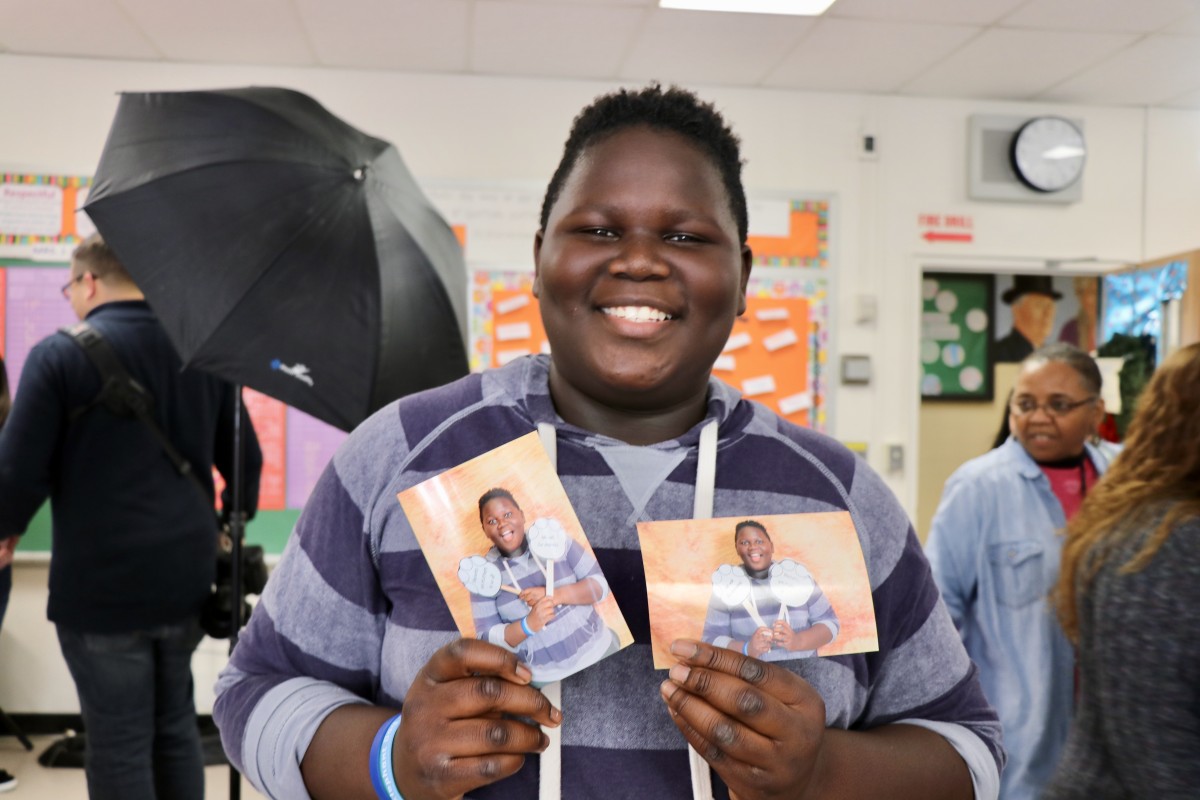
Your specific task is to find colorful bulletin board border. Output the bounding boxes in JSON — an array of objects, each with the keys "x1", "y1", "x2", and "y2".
[
  {"x1": 747, "y1": 199, "x2": 829, "y2": 269},
  {"x1": 468, "y1": 269, "x2": 830, "y2": 431},
  {"x1": 0, "y1": 173, "x2": 96, "y2": 262}
]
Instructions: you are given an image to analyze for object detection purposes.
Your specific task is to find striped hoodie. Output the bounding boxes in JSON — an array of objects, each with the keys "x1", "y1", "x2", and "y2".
[{"x1": 214, "y1": 354, "x2": 1004, "y2": 799}]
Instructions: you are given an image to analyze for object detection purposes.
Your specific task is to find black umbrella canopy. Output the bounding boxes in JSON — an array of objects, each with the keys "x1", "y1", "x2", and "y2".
[{"x1": 84, "y1": 87, "x2": 469, "y2": 431}]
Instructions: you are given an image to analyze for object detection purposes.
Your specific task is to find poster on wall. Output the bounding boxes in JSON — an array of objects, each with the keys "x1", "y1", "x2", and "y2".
[
  {"x1": 0, "y1": 173, "x2": 96, "y2": 262},
  {"x1": 993, "y1": 273, "x2": 1101, "y2": 363},
  {"x1": 920, "y1": 272, "x2": 994, "y2": 401}
]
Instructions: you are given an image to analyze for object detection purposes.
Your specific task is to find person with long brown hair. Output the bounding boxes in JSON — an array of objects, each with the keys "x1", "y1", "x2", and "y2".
[{"x1": 1045, "y1": 342, "x2": 1200, "y2": 798}]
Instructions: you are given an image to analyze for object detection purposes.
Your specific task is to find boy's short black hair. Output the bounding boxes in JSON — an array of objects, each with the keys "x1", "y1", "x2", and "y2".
[
  {"x1": 539, "y1": 83, "x2": 748, "y2": 243},
  {"x1": 734, "y1": 519, "x2": 770, "y2": 542},
  {"x1": 478, "y1": 487, "x2": 519, "y2": 521}
]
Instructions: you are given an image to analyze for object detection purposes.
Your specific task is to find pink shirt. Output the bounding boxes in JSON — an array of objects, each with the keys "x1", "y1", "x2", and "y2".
[{"x1": 1040, "y1": 457, "x2": 1098, "y2": 521}]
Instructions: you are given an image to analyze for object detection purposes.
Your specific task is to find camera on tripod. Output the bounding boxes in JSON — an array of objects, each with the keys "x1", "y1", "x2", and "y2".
[{"x1": 199, "y1": 526, "x2": 269, "y2": 640}]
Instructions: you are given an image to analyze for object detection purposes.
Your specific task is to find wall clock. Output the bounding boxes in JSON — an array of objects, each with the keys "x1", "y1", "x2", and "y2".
[{"x1": 1010, "y1": 116, "x2": 1086, "y2": 193}]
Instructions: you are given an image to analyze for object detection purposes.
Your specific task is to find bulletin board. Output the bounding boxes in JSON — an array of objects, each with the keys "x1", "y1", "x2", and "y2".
[{"x1": 920, "y1": 272, "x2": 994, "y2": 401}]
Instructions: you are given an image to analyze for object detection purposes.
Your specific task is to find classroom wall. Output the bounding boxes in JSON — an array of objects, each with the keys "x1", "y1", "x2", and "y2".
[{"x1": 1, "y1": 53, "x2": 1199, "y2": 712}]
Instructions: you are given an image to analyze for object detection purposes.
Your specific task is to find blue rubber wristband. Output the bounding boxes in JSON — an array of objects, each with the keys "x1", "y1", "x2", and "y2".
[
  {"x1": 742, "y1": 641, "x2": 749, "y2": 656},
  {"x1": 369, "y1": 713, "x2": 404, "y2": 800},
  {"x1": 520, "y1": 615, "x2": 535, "y2": 637}
]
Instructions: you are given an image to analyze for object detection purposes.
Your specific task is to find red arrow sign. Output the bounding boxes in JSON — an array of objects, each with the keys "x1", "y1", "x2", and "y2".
[{"x1": 923, "y1": 231, "x2": 973, "y2": 243}]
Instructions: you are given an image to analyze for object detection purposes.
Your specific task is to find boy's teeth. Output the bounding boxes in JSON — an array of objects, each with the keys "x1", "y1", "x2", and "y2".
[{"x1": 603, "y1": 306, "x2": 672, "y2": 322}]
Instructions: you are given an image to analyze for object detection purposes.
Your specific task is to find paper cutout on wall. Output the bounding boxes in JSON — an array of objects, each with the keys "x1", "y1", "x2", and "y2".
[{"x1": 746, "y1": 200, "x2": 828, "y2": 268}]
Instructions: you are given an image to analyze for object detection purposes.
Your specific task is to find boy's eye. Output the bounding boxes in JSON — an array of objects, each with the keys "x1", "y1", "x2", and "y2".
[{"x1": 665, "y1": 232, "x2": 702, "y2": 243}]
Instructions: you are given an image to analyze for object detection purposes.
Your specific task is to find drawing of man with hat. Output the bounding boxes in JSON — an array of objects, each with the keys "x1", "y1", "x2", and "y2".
[{"x1": 994, "y1": 274, "x2": 1063, "y2": 362}]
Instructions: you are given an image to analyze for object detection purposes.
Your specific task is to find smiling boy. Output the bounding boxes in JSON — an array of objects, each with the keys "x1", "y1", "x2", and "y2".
[{"x1": 215, "y1": 84, "x2": 1003, "y2": 800}]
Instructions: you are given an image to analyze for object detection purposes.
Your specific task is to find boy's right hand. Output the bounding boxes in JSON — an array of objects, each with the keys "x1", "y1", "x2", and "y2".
[
  {"x1": 394, "y1": 638, "x2": 560, "y2": 800},
  {"x1": 527, "y1": 595, "x2": 557, "y2": 631}
]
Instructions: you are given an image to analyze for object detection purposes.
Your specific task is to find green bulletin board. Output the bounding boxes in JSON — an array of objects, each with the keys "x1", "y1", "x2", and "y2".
[{"x1": 920, "y1": 272, "x2": 995, "y2": 401}]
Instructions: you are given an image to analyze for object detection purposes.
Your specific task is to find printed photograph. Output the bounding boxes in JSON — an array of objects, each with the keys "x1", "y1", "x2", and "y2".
[
  {"x1": 397, "y1": 431, "x2": 633, "y2": 685},
  {"x1": 638, "y1": 513, "x2": 877, "y2": 669}
]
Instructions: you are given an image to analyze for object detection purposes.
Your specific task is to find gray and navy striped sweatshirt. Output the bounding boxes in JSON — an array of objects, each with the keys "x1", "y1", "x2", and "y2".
[{"x1": 214, "y1": 355, "x2": 1004, "y2": 799}]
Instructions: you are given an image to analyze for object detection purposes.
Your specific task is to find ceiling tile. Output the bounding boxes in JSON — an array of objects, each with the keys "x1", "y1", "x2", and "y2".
[
  {"x1": 1158, "y1": 7, "x2": 1200, "y2": 34},
  {"x1": 297, "y1": 0, "x2": 470, "y2": 72},
  {"x1": 471, "y1": 1, "x2": 646, "y2": 79},
  {"x1": 0, "y1": 0, "x2": 159, "y2": 59},
  {"x1": 118, "y1": 0, "x2": 315, "y2": 65},
  {"x1": 902, "y1": 28, "x2": 1138, "y2": 100},
  {"x1": 829, "y1": 0, "x2": 1027, "y2": 26},
  {"x1": 619, "y1": 8, "x2": 814, "y2": 86},
  {"x1": 1001, "y1": 0, "x2": 1197, "y2": 34},
  {"x1": 762, "y1": 17, "x2": 979, "y2": 93},
  {"x1": 1039, "y1": 34, "x2": 1200, "y2": 105},
  {"x1": 1161, "y1": 87, "x2": 1200, "y2": 108}
]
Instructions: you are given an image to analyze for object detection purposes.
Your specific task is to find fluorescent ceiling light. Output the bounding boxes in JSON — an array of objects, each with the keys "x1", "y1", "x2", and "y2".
[{"x1": 660, "y1": 0, "x2": 839, "y2": 15}]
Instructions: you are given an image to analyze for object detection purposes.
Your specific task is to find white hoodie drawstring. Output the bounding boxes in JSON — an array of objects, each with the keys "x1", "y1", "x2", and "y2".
[{"x1": 535, "y1": 420, "x2": 718, "y2": 800}]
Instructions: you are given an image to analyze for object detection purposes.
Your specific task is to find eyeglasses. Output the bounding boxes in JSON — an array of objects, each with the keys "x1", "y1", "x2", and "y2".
[
  {"x1": 60, "y1": 273, "x2": 86, "y2": 298},
  {"x1": 1010, "y1": 396, "x2": 1097, "y2": 417}
]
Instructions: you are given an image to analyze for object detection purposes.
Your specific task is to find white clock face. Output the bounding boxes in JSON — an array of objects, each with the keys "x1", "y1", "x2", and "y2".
[{"x1": 1010, "y1": 117, "x2": 1086, "y2": 193}]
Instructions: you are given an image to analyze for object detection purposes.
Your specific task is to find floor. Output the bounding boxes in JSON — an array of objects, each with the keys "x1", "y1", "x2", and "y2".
[{"x1": 0, "y1": 735, "x2": 267, "y2": 799}]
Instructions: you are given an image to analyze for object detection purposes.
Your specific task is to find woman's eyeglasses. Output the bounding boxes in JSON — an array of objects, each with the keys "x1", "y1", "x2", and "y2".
[{"x1": 1010, "y1": 396, "x2": 1097, "y2": 417}]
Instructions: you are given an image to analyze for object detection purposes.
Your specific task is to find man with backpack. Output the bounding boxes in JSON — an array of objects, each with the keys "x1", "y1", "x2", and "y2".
[{"x1": 0, "y1": 234, "x2": 261, "y2": 800}]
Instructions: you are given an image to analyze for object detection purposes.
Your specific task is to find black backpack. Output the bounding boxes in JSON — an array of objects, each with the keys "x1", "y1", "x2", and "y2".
[{"x1": 58, "y1": 321, "x2": 267, "y2": 638}]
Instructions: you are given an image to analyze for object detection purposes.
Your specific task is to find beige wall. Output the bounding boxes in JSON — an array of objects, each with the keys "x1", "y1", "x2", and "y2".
[{"x1": 916, "y1": 362, "x2": 1021, "y2": 542}]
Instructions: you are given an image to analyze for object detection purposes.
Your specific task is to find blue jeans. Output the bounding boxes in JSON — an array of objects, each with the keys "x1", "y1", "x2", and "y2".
[{"x1": 57, "y1": 619, "x2": 206, "y2": 800}]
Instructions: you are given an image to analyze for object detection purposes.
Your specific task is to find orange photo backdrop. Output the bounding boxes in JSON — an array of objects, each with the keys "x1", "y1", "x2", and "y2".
[{"x1": 397, "y1": 432, "x2": 633, "y2": 649}]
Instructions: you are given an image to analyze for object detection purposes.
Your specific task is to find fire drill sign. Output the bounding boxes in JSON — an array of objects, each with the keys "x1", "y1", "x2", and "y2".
[{"x1": 917, "y1": 213, "x2": 974, "y2": 244}]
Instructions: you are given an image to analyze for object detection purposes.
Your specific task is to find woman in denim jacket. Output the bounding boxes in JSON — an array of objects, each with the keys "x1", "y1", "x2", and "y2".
[{"x1": 926, "y1": 343, "x2": 1115, "y2": 800}]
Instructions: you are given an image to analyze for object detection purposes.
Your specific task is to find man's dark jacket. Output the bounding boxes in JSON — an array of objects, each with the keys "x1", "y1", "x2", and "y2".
[{"x1": 0, "y1": 301, "x2": 262, "y2": 632}]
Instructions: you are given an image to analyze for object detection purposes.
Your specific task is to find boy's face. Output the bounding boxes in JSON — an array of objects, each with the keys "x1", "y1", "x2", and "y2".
[
  {"x1": 480, "y1": 497, "x2": 526, "y2": 555},
  {"x1": 533, "y1": 126, "x2": 751, "y2": 415},
  {"x1": 735, "y1": 526, "x2": 773, "y2": 572}
]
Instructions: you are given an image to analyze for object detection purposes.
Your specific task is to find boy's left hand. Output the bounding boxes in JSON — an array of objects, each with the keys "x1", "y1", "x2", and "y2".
[{"x1": 660, "y1": 639, "x2": 828, "y2": 800}]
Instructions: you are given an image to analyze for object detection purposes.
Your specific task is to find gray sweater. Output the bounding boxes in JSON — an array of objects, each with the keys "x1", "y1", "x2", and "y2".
[{"x1": 1044, "y1": 515, "x2": 1200, "y2": 799}]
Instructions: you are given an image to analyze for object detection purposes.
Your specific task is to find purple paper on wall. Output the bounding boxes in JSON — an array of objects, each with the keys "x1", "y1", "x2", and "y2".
[
  {"x1": 285, "y1": 406, "x2": 347, "y2": 509},
  {"x1": 5, "y1": 267, "x2": 75, "y2": 396}
]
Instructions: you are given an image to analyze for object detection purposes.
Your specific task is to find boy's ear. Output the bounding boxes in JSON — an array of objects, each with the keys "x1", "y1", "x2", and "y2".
[
  {"x1": 737, "y1": 245, "x2": 753, "y2": 316},
  {"x1": 533, "y1": 231, "x2": 544, "y2": 298}
]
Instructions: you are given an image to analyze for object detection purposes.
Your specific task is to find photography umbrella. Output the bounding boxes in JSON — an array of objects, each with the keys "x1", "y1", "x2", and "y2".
[
  {"x1": 84, "y1": 86, "x2": 470, "y2": 433},
  {"x1": 83, "y1": 87, "x2": 470, "y2": 797}
]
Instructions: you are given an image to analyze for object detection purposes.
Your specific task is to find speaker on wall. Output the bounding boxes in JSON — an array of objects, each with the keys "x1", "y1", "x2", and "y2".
[{"x1": 967, "y1": 114, "x2": 1084, "y2": 204}]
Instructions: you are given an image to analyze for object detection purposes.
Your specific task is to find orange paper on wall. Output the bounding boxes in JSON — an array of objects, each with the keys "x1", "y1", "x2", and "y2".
[{"x1": 746, "y1": 210, "x2": 820, "y2": 261}]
